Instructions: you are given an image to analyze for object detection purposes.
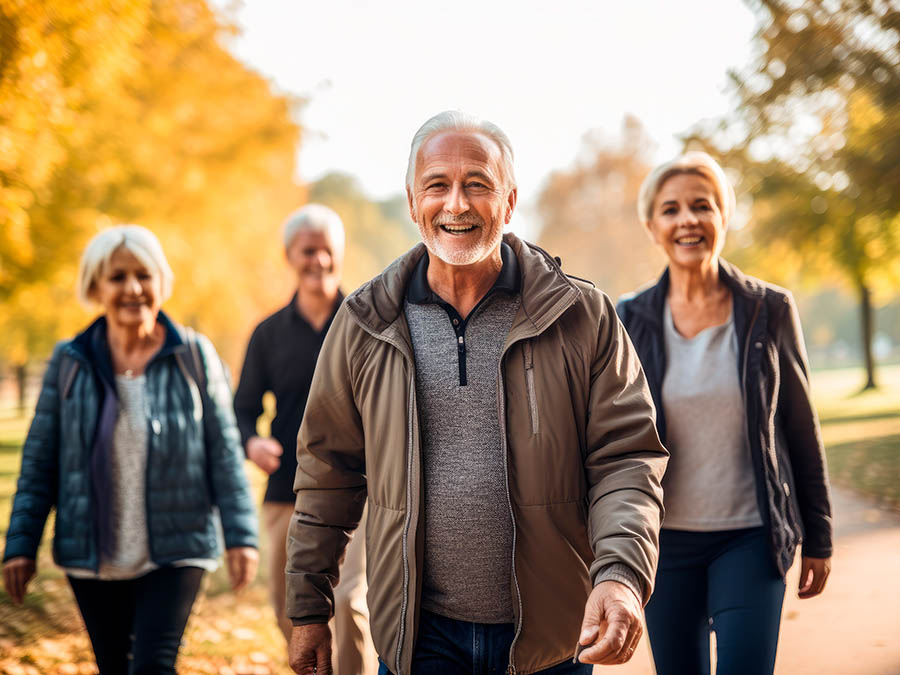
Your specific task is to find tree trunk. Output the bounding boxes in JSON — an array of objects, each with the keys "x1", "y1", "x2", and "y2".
[
  {"x1": 859, "y1": 283, "x2": 877, "y2": 390},
  {"x1": 15, "y1": 362, "x2": 27, "y2": 412}
]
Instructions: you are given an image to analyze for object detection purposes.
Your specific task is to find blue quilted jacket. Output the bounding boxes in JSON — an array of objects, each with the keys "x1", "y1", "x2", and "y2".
[{"x1": 3, "y1": 312, "x2": 258, "y2": 569}]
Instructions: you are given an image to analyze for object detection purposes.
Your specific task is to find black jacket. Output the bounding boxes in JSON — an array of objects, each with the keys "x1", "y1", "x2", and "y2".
[{"x1": 616, "y1": 260, "x2": 833, "y2": 574}]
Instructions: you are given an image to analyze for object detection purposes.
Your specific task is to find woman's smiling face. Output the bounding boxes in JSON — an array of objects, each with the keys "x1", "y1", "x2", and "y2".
[
  {"x1": 91, "y1": 246, "x2": 162, "y2": 327},
  {"x1": 646, "y1": 172, "x2": 727, "y2": 271}
]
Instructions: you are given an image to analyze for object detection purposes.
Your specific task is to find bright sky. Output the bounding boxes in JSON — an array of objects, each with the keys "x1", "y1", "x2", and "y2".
[{"x1": 220, "y1": 0, "x2": 758, "y2": 228}]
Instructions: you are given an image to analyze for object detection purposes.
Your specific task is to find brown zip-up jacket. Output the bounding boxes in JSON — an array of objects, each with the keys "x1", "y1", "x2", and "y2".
[{"x1": 286, "y1": 233, "x2": 668, "y2": 674}]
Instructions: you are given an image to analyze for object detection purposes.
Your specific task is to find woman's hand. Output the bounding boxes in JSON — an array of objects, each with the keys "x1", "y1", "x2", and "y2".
[
  {"x1": 798, "y1": 556, "x2": 831, "y2": 599},
  {"x1": 3, "y1": 557, "x2": 36, "y2": 605},
  {"x1": 226, "y1": 547, "x2": 259, "y2": 592}
]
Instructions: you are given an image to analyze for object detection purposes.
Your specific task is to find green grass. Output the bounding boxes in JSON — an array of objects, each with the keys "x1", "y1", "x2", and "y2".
[
  {"x1": 811, "y1": 363, "x2": 900, "y2": 508},
  {"x1": 826, "y1": 432, "x2": 900, "y2": 506}
]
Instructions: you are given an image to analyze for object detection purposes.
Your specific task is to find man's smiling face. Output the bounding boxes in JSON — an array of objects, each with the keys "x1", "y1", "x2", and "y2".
[{"x1": 408, "y1": 131, "x2": 515, "y2": 266}]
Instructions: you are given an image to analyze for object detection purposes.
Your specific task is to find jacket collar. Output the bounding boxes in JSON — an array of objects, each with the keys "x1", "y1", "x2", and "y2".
[
  {"x1": 345, "y1": 232, "x2": 581, "y2": 339},
  {"x1": 67, "y1": 309, "x2": 188, "y2": 372},
  {"x1": 626, "y1": 258, "x2": 765, "y2": 325},
  {"x1": 405, "y1": 241, "x2": 520, "y2": 305}
]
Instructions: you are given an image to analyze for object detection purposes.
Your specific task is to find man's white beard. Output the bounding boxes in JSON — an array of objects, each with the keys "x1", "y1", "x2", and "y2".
[{"x1": 420, "y1": 217, "x2": 503, "y2": 267}]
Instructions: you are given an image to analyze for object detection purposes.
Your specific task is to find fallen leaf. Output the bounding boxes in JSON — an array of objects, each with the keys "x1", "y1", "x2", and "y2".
[{"x1": 230, "y1": 628, "x2": 256, "y2": 641}]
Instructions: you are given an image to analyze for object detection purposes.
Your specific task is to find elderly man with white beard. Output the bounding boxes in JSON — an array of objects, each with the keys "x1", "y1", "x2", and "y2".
[{"x1": 285, "y1": 111, "x2": 669, "y2": 675}]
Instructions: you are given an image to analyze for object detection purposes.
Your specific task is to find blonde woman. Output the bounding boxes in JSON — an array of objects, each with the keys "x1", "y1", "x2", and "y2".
[
  {"x1": 617, "y1": 153, "x2": 833, "y2": 674},
  {"x1": 3, "y1": 225, "x2": 258, "y2": 674}
]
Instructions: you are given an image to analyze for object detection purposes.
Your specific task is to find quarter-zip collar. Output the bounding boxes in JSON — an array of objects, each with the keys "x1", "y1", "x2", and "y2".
[{"x1": 345, "y1": 232, "x2": 582, "y2": 344}]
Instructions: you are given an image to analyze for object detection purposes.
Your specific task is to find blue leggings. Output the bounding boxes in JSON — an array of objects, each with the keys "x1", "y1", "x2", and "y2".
[{"x1": 644, "y1": 527, "x2": 785, "y2": 675}]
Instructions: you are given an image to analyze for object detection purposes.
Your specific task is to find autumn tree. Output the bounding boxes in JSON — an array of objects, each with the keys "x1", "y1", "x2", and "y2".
[
  {"x1": 536, "y1": 116, "x2": 666, "y2": 300},
  {"x1": 686, "y1": 0, "x2": 900, "y2": 389},
  {"x1": 0, "y1": 0, "x2": 303, "y2": 386}
]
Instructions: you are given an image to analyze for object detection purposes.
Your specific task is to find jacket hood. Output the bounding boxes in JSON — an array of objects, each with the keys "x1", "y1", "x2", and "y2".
[
  {"x1": 624, "y1": 258, "x2": 766, "y2": 325},
  {"x1": 345, "y1": 232, "x2": 582, "y2": 337}
]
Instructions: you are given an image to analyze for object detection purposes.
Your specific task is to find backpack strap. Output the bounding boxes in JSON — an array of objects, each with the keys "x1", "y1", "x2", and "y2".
[
  {"x1": 178, "y1": 326, "x2": 207, "y2": 391},
  {"x1": 58, "y1": 353, "x2": 80, "y2": 400},
  {"x1": 173, "y1": 326, "x2": 209, "y2": 425}
]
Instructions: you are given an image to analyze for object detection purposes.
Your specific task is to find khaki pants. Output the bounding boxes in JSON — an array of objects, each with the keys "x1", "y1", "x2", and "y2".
[{"x1": 264, "y1": 502, "x2": 376, "y2": 675}]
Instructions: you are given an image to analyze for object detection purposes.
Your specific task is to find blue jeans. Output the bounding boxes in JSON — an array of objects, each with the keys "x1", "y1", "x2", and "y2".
[
  {"x1": 378, "y1": 609, "x2": 592, "y2": 674},
  {"x1": 644, "y1": 527, "x2": 786, "y2": 675}
]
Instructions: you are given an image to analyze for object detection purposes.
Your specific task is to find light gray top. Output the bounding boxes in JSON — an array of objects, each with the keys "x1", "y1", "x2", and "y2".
[
  {"x1": 406, "y1": 292, "x2": 520, "y2": 623},
  {"x1": 661, "y1": 300, "x2": 762, "y2": 531},
  {"x1": 66, "y1": 374, "x2": 216, "y2": 580}
]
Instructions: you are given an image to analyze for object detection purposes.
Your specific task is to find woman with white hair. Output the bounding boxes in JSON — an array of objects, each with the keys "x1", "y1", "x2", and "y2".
[
  {"x1": 3, "y1": 225, "x2": 259, "y2": 674},
  {"x1": 616, "y1": 153, "x2": 833, "y2": 674}
]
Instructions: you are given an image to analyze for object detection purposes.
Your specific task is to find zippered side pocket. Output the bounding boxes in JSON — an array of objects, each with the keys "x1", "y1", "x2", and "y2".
[{"x1": 523, "y1": 341, "x2": 539, "y2": 435}]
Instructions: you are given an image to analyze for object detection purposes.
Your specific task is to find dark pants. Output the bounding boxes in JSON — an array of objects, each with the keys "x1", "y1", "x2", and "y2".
[
  {"x1": 645, "y1": 527, "x2": 785, "y2": 675},
  {"x1": 378, "y1": 608, "x2": 592, "y2": 674},
  {"x1": 68, "y1": 566, "x2": 205, "y2": 675}
]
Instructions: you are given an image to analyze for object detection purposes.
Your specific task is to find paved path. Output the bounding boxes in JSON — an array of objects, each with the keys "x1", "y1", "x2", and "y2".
[{"x1": 599, "y1": 487, "x2": 900, "y2": 675}]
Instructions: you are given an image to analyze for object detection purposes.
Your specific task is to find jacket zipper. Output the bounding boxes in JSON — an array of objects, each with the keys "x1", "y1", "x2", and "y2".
[
  {"x1": 145, "y1": 371, "x2": 156, "y2": 563},
  {"x1": 497, "y1": 370, "x2": 524, "y2": 675},
  {"x1": 346, "y1": 317, "x2": 417, "y2": 675},
  {"x1": 67, "y1": 351, "x2": 104, "y2": 573},
  {"x1": 741, "y1": 299, "x2": 775, "y2": 542},
  {"x1": 501, "y1": 295, "x2": 579, "y2": 675},
  {"x1": 523, "y1": 342, "x2": 539, "y2": 435},
  {"x1": 396, "y1": 367, "x2": 416, "y2": 674}
]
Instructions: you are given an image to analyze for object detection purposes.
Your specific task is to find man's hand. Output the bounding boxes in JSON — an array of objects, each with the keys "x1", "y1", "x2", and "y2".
[
  {"x1": 577, "y1": 580, "x2": 643, "y2": 665},
  {"x1": 225, "y1": 547, "x2": 259, "y2": 592},
  {"x1": 3, "y1": 556, "x2": 36, "y2": 605},
  {"x1": 798, "y1": 556, "x2": 831, "y2": 599},
  {"x1": 289, "y1": 623, "x2": 332, "y2": 674},
  {"x1": 246, "y1": 436, "x2": 283, "y2": 475}
]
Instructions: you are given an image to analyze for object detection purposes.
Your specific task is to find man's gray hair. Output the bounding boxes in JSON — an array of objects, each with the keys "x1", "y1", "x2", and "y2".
[
  {"x1": 637, "y1": 151, "x2": 736, "y2": 227},
  {"x1": 77, "y1": 225, "x2": 174, "y2": 308},
  {"x1": 406, "y1": 111, "x2": 517, "y2": 192},
  {"x1": 282, "y1": 203, "x2": 345, "y2": 255}
]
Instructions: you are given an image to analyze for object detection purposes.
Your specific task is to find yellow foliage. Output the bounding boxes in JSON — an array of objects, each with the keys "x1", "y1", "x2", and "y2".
[
  {"x1": 847, "y1": 90, "x2": 885, "y2": 136},
  {"x1": 0, "y1": 0, "x2": 304, "y2": 369}
]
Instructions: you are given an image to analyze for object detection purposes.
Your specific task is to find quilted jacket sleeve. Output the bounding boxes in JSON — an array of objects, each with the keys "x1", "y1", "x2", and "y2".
[
  {"x1": 195, "y1": 334, "x2": 258, "y2": 550},
  {"x1": 3, "y1": 344, "x2": 64, "y2": 561}
]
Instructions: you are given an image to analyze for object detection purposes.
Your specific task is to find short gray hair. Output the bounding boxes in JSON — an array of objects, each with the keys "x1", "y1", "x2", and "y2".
[
  {"x1": 406, "y1": 110, "x2": 516, "y2": 193},
  {"x1": 637, "y1": 151, "x2": 736, "y2": 227},
  {"x1": 77, "y1": 225, "x2": 174, "y2": 307},
  {"x1": 282, "y1": 203, "x2": 345, "y2": 255}
]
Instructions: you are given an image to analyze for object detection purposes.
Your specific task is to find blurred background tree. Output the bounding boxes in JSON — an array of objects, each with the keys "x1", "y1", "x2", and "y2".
[
  {"x1": 0, "y1": 0, "x2": 304, "y2": 379},
  {"x1": 536, "y1": 116, "x2": 666, "y2": 300},
  {"x1": 0, "y1": 1, "x2": 421, "y2": 408},
  {"x1": 684, "y1": 0, "x2": 900, "y2": 389}
]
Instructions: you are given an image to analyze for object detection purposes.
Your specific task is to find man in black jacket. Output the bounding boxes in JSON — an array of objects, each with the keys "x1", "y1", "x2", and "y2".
[{"x1": 234, "y1": 204, "x2": 375, "y2": 674}]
